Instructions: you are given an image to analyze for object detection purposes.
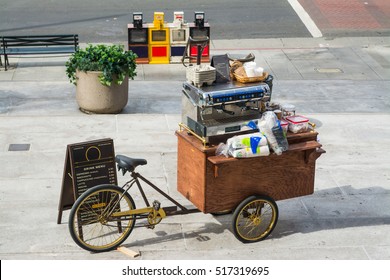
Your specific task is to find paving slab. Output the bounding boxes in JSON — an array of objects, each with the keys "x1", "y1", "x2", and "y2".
[{"x1": 0, "y1": 37, "x2": 390, "y2": 261}]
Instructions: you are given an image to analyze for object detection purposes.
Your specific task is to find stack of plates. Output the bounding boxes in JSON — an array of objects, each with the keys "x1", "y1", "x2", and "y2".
[{"x1": 186, "y1": 65, "x2": 216, "y2": 87}]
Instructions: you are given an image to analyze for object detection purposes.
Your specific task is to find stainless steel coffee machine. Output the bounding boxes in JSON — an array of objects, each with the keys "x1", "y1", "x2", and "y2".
[{"x1": 181, "y1": 77, "x2": 273, "y2": 144}]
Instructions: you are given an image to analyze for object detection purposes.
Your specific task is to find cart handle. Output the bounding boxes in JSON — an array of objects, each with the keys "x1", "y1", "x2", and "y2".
[
  {"x1": 181, "y1": 36, "x2": 210, "y2": 67},
  {"x1": 178, "y1": 123, "x2": 207, "y2": 147}
]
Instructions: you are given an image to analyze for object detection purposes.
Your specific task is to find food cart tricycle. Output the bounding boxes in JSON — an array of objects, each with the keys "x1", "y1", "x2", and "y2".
[{"x1": 68, "y1": 125, "x2": 325, "y2": 253}]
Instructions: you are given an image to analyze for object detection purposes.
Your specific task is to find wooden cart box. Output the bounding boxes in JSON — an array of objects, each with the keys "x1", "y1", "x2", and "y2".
[{"x1": 176, "y1": 130, "x2": 325, "y2": 213}]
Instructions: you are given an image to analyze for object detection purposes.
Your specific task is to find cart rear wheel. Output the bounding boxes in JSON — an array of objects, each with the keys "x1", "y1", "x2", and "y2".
[{"x1": 232, "y1": 195, "x2": 278, "y2": 243}]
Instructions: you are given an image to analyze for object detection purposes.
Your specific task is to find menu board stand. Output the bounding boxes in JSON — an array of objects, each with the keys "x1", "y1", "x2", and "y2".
[{"x1": 57, "y1": 138, "x2": 118, "y2": 224}]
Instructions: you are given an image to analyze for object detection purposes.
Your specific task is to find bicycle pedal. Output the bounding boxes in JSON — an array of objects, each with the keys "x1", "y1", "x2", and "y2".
[
  {"x1": 153, "y1": 200, "x2": 161, "y2": 211},
  {"x1": 147, "y1": 225, "x2": 155, "y2": 229}
]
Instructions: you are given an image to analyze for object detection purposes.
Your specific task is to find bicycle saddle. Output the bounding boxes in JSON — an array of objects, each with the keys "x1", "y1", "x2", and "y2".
[{"x1": 115, "y1": 155, "x2": 147, "y2": 174}]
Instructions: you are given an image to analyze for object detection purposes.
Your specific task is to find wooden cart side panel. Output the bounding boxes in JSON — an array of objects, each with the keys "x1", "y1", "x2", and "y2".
[
  {"x1": 177, "y1": 135, "x2": 207, "y2": 212},
  {"x1": 175, "y1": 130, "x2": 324, "y2": 214},
  {"x1": 287, "y1": 131, "x2": 318, "y2": 144},
  {"x1": 203, "y1": 150, "x2": 317, "y2": 213}
]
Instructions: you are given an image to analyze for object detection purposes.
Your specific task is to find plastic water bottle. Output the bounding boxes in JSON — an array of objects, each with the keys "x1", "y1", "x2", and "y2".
[{"x1": 272, "y1": 121, "x2": 289, "y2": 152}]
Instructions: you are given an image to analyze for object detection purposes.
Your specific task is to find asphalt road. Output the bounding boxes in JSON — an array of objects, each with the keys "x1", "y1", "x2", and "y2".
[
  {"x1": 1, "y1": 0, "x2": 389, "y2": 42},
  {"x1": 0, "y1": 0, "x2": 311, "y2": 43}
]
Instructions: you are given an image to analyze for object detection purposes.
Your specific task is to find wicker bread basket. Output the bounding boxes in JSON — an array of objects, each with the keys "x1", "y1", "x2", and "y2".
[{"x1": 233, "y1": 71, "x2": 269, "y2": 83}]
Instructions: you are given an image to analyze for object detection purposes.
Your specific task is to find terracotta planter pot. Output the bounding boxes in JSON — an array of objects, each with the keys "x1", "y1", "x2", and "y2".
[{"x1": 75, "y1": 70, "x2": 129, "y2": 114}]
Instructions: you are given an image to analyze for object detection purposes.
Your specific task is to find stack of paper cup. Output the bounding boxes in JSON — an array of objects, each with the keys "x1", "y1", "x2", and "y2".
[
  {"x1": 255, "y1": 67, "x2": 264, "y2": 76},
  {"x1": 230, "y1": 145, "x2": 270, "y2": 158},
  {"x1": 227, "y1": 132, "x2": 268, "y2": 149},
  {"x1": 243, "y1": 62, "x2": 257, "y2": 77}
]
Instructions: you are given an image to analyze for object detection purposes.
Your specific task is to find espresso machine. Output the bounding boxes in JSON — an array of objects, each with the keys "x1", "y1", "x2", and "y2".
[{"x1": 181, "y1": 76, "x2": 273, "y2": 144}]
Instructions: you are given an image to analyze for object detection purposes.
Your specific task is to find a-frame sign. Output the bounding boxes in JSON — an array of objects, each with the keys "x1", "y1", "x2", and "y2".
[{"x1": 57, "y1": 138, "x2": 117, "y2": 224}]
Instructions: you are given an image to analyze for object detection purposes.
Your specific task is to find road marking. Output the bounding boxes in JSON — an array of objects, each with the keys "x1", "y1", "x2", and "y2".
[{"x1": 288, "y1": 0, "x2": 323, "y2": 38}]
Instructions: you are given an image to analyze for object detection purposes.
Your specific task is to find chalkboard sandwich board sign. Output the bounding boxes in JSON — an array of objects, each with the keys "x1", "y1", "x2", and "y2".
[{"x1": 57, "y1": 138, "x2": 118, "y2": 224}]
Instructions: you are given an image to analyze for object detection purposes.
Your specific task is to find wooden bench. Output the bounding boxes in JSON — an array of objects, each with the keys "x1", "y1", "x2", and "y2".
[{"x1": 0, "y1": 34, "x2": 78, "y2": 70}]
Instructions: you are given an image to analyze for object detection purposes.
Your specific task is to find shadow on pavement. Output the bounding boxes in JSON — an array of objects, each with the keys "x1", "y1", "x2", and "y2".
[{"x1": 119, "y1": 185, "x2": 390, "y2": 246}]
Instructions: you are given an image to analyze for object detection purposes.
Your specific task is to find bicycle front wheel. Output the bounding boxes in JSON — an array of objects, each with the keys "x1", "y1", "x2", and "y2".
[{"x1": 69, "y1": 185, "x2": 136, "y2": 252}]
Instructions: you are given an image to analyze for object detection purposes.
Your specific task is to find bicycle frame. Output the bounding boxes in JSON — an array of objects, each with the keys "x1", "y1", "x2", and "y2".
[{"x1": 111, "y1": 171, "x2": 200, "y2": 223}]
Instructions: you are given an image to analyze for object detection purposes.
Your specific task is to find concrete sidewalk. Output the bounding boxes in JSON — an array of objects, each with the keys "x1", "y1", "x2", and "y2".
[{"x1": 0, "y1": 37, "x2": 389, "y2": 260}]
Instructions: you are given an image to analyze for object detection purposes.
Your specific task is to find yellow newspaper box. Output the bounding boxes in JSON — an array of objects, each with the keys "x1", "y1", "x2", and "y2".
[{"x1": 148, "y1": 12, "x2": 170, "y2": 64}]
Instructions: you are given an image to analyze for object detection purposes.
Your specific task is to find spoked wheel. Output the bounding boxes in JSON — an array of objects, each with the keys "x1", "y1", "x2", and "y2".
[
  {"x1": 232, "y1": 195, "x2": 278, "y2": 243},
  {"x1": 69, "y1": 185, "x2": 136, "y2": 253}
]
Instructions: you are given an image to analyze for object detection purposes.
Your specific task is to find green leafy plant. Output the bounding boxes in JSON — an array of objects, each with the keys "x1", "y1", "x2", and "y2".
[{"x1": 66, "y1": 44, "x2": 137, "y2": 86}]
